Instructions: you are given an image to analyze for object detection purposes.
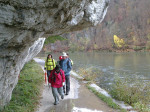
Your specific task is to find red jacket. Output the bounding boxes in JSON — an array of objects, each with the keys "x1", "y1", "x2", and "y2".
[{"x1": 48, "y1": 69, "x2": 65, "y2": 88}]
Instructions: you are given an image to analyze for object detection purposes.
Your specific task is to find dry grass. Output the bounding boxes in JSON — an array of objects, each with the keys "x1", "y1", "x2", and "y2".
[
  {"x1": 78, "y1": 67, "x2": 103, "y2": 82},
  {"x1": 110, "y1": 77, "x2": 150, "y2": 112}
]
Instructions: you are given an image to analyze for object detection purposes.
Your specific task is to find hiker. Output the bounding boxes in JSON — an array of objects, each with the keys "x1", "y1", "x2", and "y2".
[
  {"x1": 48, "y1": 65, "x2": 65, "y2": 105},
  {"x1": 44, "y1": 54, "x2": 56, "y2": 78},
  {"x1": 56, "y1": 56, "x2": 63, "y2": 66},
  {"x1": 59, "y1": 52, "x2": 72, "y2": 95},
  {"x1": 67, "y1": 53, "x2": 73, "y2": 66}
]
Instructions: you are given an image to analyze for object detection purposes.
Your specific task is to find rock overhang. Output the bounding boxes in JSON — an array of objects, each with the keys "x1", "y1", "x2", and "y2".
[{"x1": 0, "y1": 0, "x2": 109, "y2": 107}]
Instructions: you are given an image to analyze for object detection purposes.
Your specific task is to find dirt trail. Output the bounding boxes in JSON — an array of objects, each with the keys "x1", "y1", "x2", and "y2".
[{"x1": 34, "y1": 58, "x2": 115, "y2": 112}]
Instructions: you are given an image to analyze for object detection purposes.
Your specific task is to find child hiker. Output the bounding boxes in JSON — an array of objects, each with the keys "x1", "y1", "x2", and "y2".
[{"x1": 48, "y1": 65, "x2": 65, "y2": 105}]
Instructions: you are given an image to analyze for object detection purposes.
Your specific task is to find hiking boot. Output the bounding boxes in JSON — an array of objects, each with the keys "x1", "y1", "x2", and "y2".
[
  {"x1": 66, "y1": 91, "x2": 69, "y2": 95},
  {"x1": 54, "y1": 102, "x2": 59, "y2": 105},
  {"x1": 61, "y1": 95, "x2": 64, "y2": 99}
]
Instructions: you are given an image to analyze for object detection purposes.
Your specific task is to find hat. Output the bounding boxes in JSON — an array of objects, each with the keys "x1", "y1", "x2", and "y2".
[
  {"x1": 59, "y1": 56, "x2": 63, "y2": 60},
  {"x1": 55, "y1": 65, "x2": 61, "y2": 71},
  {"x1": 62, "y1": 52, "x2": 67, "y2": 57}
]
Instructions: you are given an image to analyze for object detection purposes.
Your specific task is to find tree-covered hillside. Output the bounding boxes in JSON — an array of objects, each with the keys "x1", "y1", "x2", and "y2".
[{"x1": 43, "y1": 0, "x2": 150, "y2": 52}]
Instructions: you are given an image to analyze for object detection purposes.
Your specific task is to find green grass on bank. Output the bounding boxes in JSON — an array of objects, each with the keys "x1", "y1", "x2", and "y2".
[
  {"x1": 2, "y1": 60, "x2": 44, "y2": 112},
  {"x1": 77, "y1": 68, "x2": 125, "y2": 111},
  {"x1": 87, "y1": 85, "x2": 126, "y2": 112},
  {"x1": 110, "y1": 77, "x2": 150, "y2": 112},
  {"x1": 78, "y1": 67, "x2": 150, "y2": 112},
  {"x1": 78, "y1": 68, "x2": 150, "y2": 112}
]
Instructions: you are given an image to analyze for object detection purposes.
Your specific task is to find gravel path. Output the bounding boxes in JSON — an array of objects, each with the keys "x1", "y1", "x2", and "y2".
[{"x1": 34, "y1": 58, "x2": 115, "y2": 112}]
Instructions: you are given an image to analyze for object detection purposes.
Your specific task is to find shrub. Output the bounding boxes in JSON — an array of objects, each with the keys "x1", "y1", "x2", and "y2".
[
  {"x1": 134, "y1": 102, "x2": 150, "y2": 112},
  {"x1": 113, "y1": 35, "x2": 125, "y2": 48},
  {"x1": 110, "y1": 76, "x2": 150, "y2": 111},
  {"x1": 44, "y1": 35, "x2": 66, "y2": 45},
  {"x1": 78, "y1": 67, "x2": 103, "y2": 82},
  {"x1": 133, "y1": 46, "x2": 142, "y2": 51}
]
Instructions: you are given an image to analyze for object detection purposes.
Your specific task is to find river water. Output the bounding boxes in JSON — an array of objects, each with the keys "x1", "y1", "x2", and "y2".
[{"x1": 37, "y1": 51, "x2": 150, "y2": 90}]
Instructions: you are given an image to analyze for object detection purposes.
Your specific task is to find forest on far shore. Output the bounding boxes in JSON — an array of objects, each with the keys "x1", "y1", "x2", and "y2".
[{"x1": 43, "y1": 0, "x2": 150, "y2": 52}]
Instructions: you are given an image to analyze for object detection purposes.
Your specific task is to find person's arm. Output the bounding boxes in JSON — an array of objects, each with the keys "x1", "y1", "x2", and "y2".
[
  {"x1": 60, "y1": 60, "x2": 64, "y2": 70},
  {"x1": 62, "y1": 70, "x2": 65, "y2": 82},
  {"x1": 44, "y1": 59, "x2": 47, "y2": 70},
  {"x1": 53, "y1": 59, "x2": 56, "y2": 68},
  {"x1": 67, "y1": 59, "x2": 72, "y2": 72}
]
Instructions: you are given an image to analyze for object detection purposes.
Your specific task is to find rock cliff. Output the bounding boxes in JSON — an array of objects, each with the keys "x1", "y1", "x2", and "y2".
[{"x1": 0, "y1": 0, "x2": 109, "y2": 107}]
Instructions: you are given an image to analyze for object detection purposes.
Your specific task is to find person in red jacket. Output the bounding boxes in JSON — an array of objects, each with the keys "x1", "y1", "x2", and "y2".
[{"x1": 48, "y1": 65, "x2": 65, "y2": 105}]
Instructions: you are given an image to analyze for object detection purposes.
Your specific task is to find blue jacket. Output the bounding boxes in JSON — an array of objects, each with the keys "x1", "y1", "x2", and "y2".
[{"x1": 60, "y1": 58, "x2": 72, "y2": 76}]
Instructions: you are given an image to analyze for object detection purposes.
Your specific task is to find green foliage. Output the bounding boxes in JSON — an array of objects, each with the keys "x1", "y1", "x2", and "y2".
[
  {"x1": 133, "y1": 46, "x2": 142, "y2": 51},
  {"x1": 134, "y1": 102, "x2": 150, "y2": 112},
  {"x1": 2, "y1": 60, "x2": 44, "y2": 112},
  {"x1": 44, "y1": 35, "x2": 66, "y2": 45},
  {"x1": 110, "y1": 76, "x2": 150, "y2": 111}
]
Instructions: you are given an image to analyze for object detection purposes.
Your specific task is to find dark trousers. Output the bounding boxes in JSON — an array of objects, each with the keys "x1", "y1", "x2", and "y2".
[
  {"x1": 47, "y1": 70, "x2": 52, "y2": 79},
  {"x1": 63, "y1": 75, "x2": 70, "y2": 94}
]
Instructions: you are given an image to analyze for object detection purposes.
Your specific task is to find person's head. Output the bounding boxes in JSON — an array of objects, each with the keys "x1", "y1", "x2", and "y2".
[
  {"x1": 61, "y1": 52, "x2": 67, "y2": 59},
  {"x1": 59, "y1": 56, "x2": 63, "y2": 60},
  {"x1": 47, "y1": 54, "x2": 52, "y2": 59},
  {"x1": 55, "y1": 65, "x2": 61, "y2": 72}
]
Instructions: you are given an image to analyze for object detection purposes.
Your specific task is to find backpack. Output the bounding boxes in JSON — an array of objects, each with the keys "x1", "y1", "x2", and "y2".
[
  {"x1": 68, "y1": 58, "x2": 73, "y2": 66},
  {"x1": 51, "y1": 70, "x2": 63, "y2": 83}
]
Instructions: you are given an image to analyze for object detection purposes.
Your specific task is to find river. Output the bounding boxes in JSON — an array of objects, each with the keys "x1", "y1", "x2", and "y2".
[{"x1": 37, "y1": 51, "x2": 150, "y2": 90}]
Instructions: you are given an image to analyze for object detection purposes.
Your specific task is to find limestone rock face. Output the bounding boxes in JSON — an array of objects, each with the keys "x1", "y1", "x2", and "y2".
[{"x1": 0, "y1": 0, "x2": 109, "y2": 107}]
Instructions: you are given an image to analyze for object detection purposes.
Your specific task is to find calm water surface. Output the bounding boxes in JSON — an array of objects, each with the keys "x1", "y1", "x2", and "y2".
[{"x1": 37, "y1": 52, "x2": 150, "y2": 90}]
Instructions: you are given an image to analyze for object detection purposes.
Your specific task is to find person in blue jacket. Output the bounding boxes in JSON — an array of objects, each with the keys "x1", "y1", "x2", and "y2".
[{"x1": 59, "y1": 52, "x2": 72, "y2": 95}]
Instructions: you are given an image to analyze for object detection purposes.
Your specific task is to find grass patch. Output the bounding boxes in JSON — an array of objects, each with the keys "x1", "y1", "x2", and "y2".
[
  {"x1": 110, "y1": 77, "x2": 150, "y2": 112},
  {"x1": 2, "y1": 60, "x2": 44, "y2": 112},
  {"x1": 87, "y1": 85, "x2": 124, "y2": 111},
  {"x1": 78, "y1": 68, "x2": 125, "y2": 111}
]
